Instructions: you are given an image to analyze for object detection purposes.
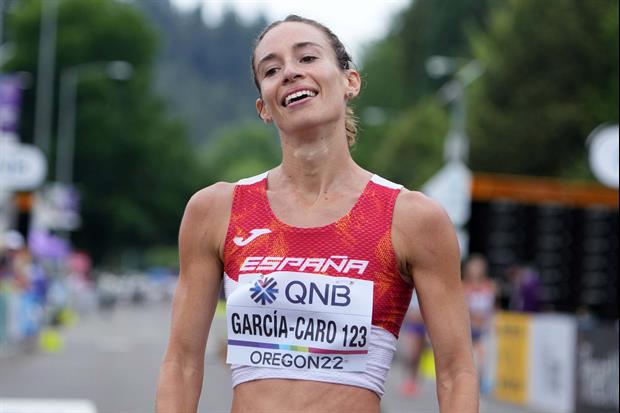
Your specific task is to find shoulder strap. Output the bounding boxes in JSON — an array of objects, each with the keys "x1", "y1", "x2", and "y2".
[
  {"x1": 229, "y1": 171, "x2": 270, "y2": 222},
  {"x1": 371, "y1": 174, "x2": 403, "y2": 191},
  {"x1": 350, "y1": 175, "x2": 403, "y2": 230},
  {"x1": 237, "y1": 171, "x2": 269, "y2": 186}
]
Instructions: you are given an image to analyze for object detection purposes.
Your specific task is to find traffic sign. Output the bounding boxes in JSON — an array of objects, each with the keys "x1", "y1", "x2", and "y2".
[
  {"x1": 422, "y1": 161, "x2": 472, "y2": 255},
  {"x1": 0, "y1": 140, "x2": 47, "y2": 190},
  {"x1": 587, "y1": 124, "x2": 619, "y2": 189},
  {"x1": 422, "y1": 160, "x2": 473, "y2": 226}
]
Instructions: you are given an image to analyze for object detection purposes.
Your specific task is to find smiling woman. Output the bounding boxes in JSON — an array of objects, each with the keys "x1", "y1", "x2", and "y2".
[
  {"x1": 156, "y1": 14, "x2": 479, "y2": 413},
  {"x1": 252, "y1": 15, "x2": 360, "y2": 147}
]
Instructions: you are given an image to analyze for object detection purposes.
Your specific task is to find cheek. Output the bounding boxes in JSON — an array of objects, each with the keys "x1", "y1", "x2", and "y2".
[
  {"x1": 259, "y1": 85, "x2": 278, "y2": 110},
  {"x1": 323, "y1": 70, "x2": 348, "y2": 94}
]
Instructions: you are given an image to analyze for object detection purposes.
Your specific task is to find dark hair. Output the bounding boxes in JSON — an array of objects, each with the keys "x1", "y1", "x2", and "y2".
[{"x1": 251, "y1": 14, "x2": 359, "y2": 146}]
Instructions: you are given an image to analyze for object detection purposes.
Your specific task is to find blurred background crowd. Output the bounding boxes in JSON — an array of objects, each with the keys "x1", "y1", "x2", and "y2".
[{"x1": 0, "y1": 0, "x2": 618, "y2": 412}]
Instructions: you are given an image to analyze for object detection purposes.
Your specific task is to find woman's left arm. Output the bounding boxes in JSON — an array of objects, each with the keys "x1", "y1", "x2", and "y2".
[{"x1": 393, "y1": 191, "x2": 479, "y2": 413}]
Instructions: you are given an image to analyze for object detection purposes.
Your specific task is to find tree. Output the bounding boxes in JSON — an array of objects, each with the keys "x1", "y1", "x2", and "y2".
[
  {"x1": 4, "y1": 0, "x2": 203, "y2": 264},
  {"x1": 397, "y1": 0, "x2": 490, "y2": 104},
  {"x1": 352, "y1": 0, "x2": 489, "y2": 185},
  {"x1": 134, "y1": 0, "x2": 269, "y2": 145},
  {"x1": 360, "y1": 97, "x2": 448, "y2": 190},
  {"x1": 200, "y1": 122, "x2": 281, "y2": 183},
  {"x1": 468, "y1": 0, "x2": 619, "y2": 178}
]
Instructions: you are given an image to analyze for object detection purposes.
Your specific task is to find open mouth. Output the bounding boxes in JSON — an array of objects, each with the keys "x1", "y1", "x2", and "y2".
[{"x1": 282, "y1": 89, "x2": 318, "y2": 107}]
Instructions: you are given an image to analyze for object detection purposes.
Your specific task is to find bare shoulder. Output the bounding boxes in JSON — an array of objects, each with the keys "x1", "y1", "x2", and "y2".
[
  {"x1": 181, "y1": 182, "x2": 236, "y2": 256},
  {"x1": 184, "y1": 181, "x2": 235, "y2": 219},
  {"x1": 393, "y1": 189, "x2": 454, "y2": 239},
  {"x1": 392, "y1": 189, "x2": 459, "y2": 272}
]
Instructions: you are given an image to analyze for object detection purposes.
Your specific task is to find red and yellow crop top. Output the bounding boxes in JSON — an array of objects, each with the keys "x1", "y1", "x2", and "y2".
[{"x1": 222, "y1": 172, "x2": 414, "y2": 396}]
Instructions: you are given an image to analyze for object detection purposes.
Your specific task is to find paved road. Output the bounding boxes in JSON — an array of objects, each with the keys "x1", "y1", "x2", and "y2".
[{"x1": 0, "y1": 302, "x2": 543, "y2": 413}]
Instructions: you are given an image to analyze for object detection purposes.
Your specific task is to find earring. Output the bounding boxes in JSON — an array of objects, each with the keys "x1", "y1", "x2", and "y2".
[{"x1": 347, "y1": 92, "x2": 354, "y2": 99}]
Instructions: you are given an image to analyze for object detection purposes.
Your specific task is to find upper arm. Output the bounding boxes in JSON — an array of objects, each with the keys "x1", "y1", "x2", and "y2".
[
  {"x1": 393, "y1": 191, "x2": 475, "y2": 380},
  {"x1": 165, "y1": 182, "x2": 234, "y2": 364}
]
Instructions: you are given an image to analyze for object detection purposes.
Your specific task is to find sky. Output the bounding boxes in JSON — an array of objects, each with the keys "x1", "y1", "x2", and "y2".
[{"x1": 171, "y1": 0, "x2": 410, "y2": 61}]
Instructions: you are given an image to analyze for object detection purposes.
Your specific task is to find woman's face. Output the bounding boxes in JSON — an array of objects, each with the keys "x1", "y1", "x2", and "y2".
[
  {"x1": 464, "y1": 257, "x2": 488, "y2": 283},
  {"x1": 253, "y1": 22, "x2": 359, "y2": 135}
]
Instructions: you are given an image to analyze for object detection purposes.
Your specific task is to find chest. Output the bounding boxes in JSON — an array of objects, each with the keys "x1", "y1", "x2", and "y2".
[{"x1": 266, "y1": 190, "x2": 361, "y2": 228}]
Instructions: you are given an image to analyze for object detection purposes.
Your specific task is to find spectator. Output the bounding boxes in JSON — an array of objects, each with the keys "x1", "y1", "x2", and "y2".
[
  {"x1": 399, "y1": 291, "x2": 428, "y2": 397},
  {"x1": 507, "y1": 264, "x2": 542, "y2": 312},
  {"x1": 462, "y1": 254, "x2": 497, "y2": 382}
]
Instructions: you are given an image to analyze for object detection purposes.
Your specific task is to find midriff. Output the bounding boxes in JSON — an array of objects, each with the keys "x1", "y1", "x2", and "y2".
[{"x1": 231, "y1": 379, "x2": 380, "y2": 413}]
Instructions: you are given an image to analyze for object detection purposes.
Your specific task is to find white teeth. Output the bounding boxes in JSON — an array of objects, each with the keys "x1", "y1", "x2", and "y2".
[{"x1": 284, "y1": 90, "x2": 317, "y2": 107}]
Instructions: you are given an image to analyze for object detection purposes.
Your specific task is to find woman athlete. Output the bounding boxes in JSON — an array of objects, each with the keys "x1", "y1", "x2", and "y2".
[{"x1": 156, "y1": 15, "x2": 479, "y2": 413}]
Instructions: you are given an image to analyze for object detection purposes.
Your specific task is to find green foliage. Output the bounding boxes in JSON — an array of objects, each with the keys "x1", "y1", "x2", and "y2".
[
  {"x1": 353, "y1": 0, "x2": 489, "y2": 188},
  {"x1": 355, "y1": 0, "x2": 617, "y2": 184},
  {"x1": 143, "y1": 245, "x2": 179, "y2": 269},
  {"x1": 200, "y1": 122, "x2": 281, "y2": 183},
  {"x1": 355, "y1": 97, "x2": 448, "y2": 190},
  {"x1": 468, "y1": 0, "x2": 619, "y2": 178},
  {"x1": 6, "y1": 0, "x2": 157, "y2": 141},
  {"x1": 397, "y1": 0, "x2": 490, "y2": 104},
  {"x1": 356, "y1": 35, "x2": 408, "y2": 111},
  {"x1": 4, "y1": 0, "x2": 204, "y2": 263},
  {"x1": 134, "y1": 0, "x2": 268, "y2": 145}
]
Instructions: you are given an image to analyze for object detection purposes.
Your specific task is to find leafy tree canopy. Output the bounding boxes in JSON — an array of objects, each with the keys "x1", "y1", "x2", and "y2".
[
  {"x1": 4, "y1": 0, "x2": 203, "y2": 264},
  {"x1": 353, "y1": 0, "x2": 489, "y2": 187},
  {"x1": 200, "y1": 122, "x2": 281, "y2": 183},
  {"x1": 134, "y1": 0, "x2": 268, "y2": 145},
  {"x1": 468, "y1": 0, "x2": 619, "y2": 178}
]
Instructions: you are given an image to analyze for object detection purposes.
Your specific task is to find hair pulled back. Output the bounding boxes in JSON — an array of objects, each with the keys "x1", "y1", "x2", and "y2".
[{"x1": 251, "y1": 15, "x2": 359, "y2": 146}]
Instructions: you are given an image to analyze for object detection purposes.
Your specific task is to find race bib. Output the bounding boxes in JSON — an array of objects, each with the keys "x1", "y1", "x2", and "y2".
[{"x1": 226, "y1": 271, "x2": 373, "y2": 372}]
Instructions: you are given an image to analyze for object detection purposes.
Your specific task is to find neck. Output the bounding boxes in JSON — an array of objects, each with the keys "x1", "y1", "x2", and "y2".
[{"x1": 273, "y1": 124, "x2": 363, "y2": 196}]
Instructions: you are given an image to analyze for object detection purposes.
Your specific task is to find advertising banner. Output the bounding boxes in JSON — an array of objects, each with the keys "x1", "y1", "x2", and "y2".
[
  {"x1": 576, "y1": 323, "x2": 619, "y2": 413},
  {"x1": 494, "y1": 312, "x2": 531, "y2": 404},
  {"x1": 528, "y1": 315, "x2": 577, "y2": 413}
]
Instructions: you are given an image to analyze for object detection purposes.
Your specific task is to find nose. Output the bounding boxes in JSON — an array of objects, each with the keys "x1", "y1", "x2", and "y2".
[{"x1": 281, "y1": 63, "x2": 303, "y2": 84}]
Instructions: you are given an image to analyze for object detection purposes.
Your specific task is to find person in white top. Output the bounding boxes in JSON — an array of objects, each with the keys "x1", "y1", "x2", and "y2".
[{"x1": 462, "y1": 254, "x2": 497, "y2": 379}]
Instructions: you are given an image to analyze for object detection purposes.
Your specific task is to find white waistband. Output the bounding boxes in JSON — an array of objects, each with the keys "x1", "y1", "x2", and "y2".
[{"x1": 229, "y1": 325, "x2": 397, "y2": 397}]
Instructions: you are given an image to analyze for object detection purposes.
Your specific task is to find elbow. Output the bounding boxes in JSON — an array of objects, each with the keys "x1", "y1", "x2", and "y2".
[
  {"x1": 437, "y1": 367, "x2": 478, "y2": 392},
  {"x1": 436, "y1": 366, "x2": 480, "y2": 413}
]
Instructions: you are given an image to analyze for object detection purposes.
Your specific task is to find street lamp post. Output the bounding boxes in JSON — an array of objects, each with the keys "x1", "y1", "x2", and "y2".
[
  {"x1": 55, "y1": 61, "x2": 133, "y2": 184},
  {"x1": 33, "y1": 0, "x2": 58, "y2": 158},
  {"x1": 422, "y1": 57, "x2": 484, "y2": 256},
  {"x1": 426, "y1": 56, "x2": 484, "y2": 164}
]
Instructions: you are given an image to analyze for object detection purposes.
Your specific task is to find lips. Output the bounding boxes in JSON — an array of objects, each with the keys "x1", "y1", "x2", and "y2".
[{"x1": 282, "y1": 88, "x2": 318, "y2": 107}]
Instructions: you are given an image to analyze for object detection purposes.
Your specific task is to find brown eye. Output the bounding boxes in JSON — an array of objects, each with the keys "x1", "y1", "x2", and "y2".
[
  {"x1": 265, "y1": 67, "x2": 278, "y2": 77},
  {"x1": 301, "y1": 56, "x2": 317, "y2": 63}
]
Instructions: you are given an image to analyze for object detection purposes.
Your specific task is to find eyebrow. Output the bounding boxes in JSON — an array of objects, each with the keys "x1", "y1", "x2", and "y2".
[{"x1": 257, "y1": 42, "x2": 325, "y2": 70}]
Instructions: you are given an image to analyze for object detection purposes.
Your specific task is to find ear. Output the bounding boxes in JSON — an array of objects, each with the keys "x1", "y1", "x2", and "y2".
[
  {"x1": 256, "y1": 97, "x2": 273, "y2": 123},
  {"x1": 344, "y1": 69, "x2": 361, "y2": 99}
]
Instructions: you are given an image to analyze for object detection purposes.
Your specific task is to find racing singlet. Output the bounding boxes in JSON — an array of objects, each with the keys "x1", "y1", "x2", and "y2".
[{"x1": 222, "y1": 172, "x2": 413, "y2": 388}]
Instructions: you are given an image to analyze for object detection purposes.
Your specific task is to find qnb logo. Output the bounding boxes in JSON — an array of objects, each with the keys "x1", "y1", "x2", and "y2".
[{"x1": 250, "y1": 277, "x2": 279, "y2": 305}]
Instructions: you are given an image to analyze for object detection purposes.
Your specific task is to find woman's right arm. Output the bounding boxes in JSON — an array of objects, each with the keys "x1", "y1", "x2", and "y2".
[{"x1": 155, "y1": 183, "x2": 233, "y2": 413}]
